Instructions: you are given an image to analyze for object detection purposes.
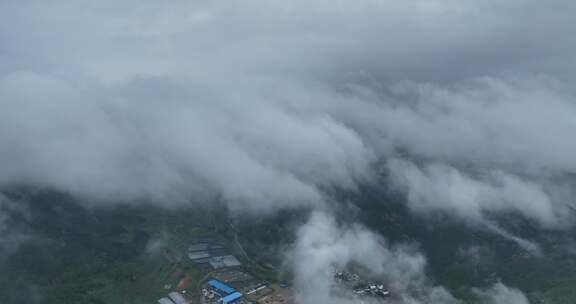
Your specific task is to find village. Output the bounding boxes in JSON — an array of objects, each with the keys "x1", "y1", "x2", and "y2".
[
  {"x1": 155, "y1": 237, "x2": 392, "y2": 304},
  {"x1": 155, "y1": 237, "x2": 294, "y2": 304}
]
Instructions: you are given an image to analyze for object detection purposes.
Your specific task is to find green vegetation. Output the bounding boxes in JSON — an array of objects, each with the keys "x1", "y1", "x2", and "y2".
[
  {"x1": 3, "y1": 188, "x2": 576, "y2": 304},
  {"x1": 0, "y1": 189, "x2": 217, "y2": 304}
]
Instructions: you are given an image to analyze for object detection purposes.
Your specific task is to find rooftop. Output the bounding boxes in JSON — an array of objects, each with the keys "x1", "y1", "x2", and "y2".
[
  {"x1": 158, "y1": 297, "x2": 175, "y2": 304},
  {"x1": 222, "y1": 291, "x2": 243, "y2": 304},
  {"x1": 208, "y1": 279, "x2": 237, "y2": 294},
  {"x1": 188, "y1": 243, "x2": 210, "y2": 252},
  {"x1": 168, "y1": 291, "x2": 189, "y2": 304},
  {"x1": 209, "y1": 255, "x2": 241, "y2": 269}
]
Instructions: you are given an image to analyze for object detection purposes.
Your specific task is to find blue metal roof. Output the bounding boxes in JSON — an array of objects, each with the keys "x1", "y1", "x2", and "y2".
[
  {"x1": 222, "y1": 292, "x2": 243, "y2": 303},
  {"x1": 208, "y1": 279, "x2": 236, "y2": 294}
]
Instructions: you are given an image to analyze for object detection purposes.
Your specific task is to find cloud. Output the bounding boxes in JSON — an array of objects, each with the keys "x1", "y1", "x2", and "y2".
[
  {"x1": 474, "y1": 282, "x2": 530, "y2": 304},
  {"x1": 0, "y1": 194, "x2": 31, "y2": 260},
  {"x1": 290, "y1": 212, "x2": 459, "y2": 304},
  {"x1": 0, "y1": 0, "x2": 575, "y2": 213},
  {"x1": 387, "y1": 159, "x2": 569, "y2": 229},
  {"x1": 0, "y1": 70, "x2": 374, "y2": 211}
]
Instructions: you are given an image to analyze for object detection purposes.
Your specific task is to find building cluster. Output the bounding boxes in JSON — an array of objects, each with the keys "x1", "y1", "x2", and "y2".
[
  {"x1": 203, "y1": 279, "x2": 244, "y2": 304},
  {"x1": 353, "y1": 283, "x2": 391, "y2": 298},
  {"x1": 333, "y1": 269, "x2": 391, "y2": 301},
  {"x1": 334, "y1": 270, "x2": 360, "y2": 283},
  {"x1": 158, "y1": 291, "x2": 190, "y2": 304},
  {"x1": 159, "y1": 237, "x2": 293, "y2": 304}
]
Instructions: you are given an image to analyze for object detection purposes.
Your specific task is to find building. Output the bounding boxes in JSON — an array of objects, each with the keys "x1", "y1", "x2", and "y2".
[
  {"x1": 158, "y1": 297, "x2": 175, "y2": 304},
  {"x1": 208, "y1": 279, "x2": 237, "y2": 296},
  {"x1": 206, "y1": 279, "x2": 244, "y2": 304},
  {"x1": 188, "y1": 243, "x2": 210, "y2": 252},
  {"x1": 246, "y1": 282, "x2": 268, "y2": 295},
  {"x1": 222, "y1": 291, "x2": 243, "y2": 304},
  {"x1": 168, "y1": 291, "x2": 189, "y2": 304},
  {"x1": 188, "y1": 251, "x2": 210, "y2": 260},
  {"x1": 187, "y1": 242, "x2": 230, "y2": 263},
  {"x1": 188, "y1": 243, "x2": 211, "y2": 261},
  {"x1": 209, "y1": 255, "x2": 241, "y2": 269}
]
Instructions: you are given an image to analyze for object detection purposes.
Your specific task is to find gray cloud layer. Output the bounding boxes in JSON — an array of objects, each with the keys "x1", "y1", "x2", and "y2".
[{"x1": 1, "y1": 0, "x2": 576, "y2": 217}]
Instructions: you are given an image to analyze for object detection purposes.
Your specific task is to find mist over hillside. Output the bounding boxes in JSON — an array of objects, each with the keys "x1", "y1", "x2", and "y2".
[{"x1": 1, "y1": 1, "x2": 576, "y2": 303}]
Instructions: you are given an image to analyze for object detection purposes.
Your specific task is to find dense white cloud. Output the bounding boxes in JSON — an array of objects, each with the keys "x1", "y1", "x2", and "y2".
[
  {"x1": 291, "y1": 212, "x2": 458, "y2": 304},
  {"x1": 0, "y1": 1, "x2": 575, "y2": 215},
  {"x1": 0, "y1": 69, "x2": 374, "y2": 210},
  {"x1": 387, "y1": 159, "x2": 570, "y2": 229},
  {"x1": 1, "y1": 0, "x2": 575, "y2": 211}
]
